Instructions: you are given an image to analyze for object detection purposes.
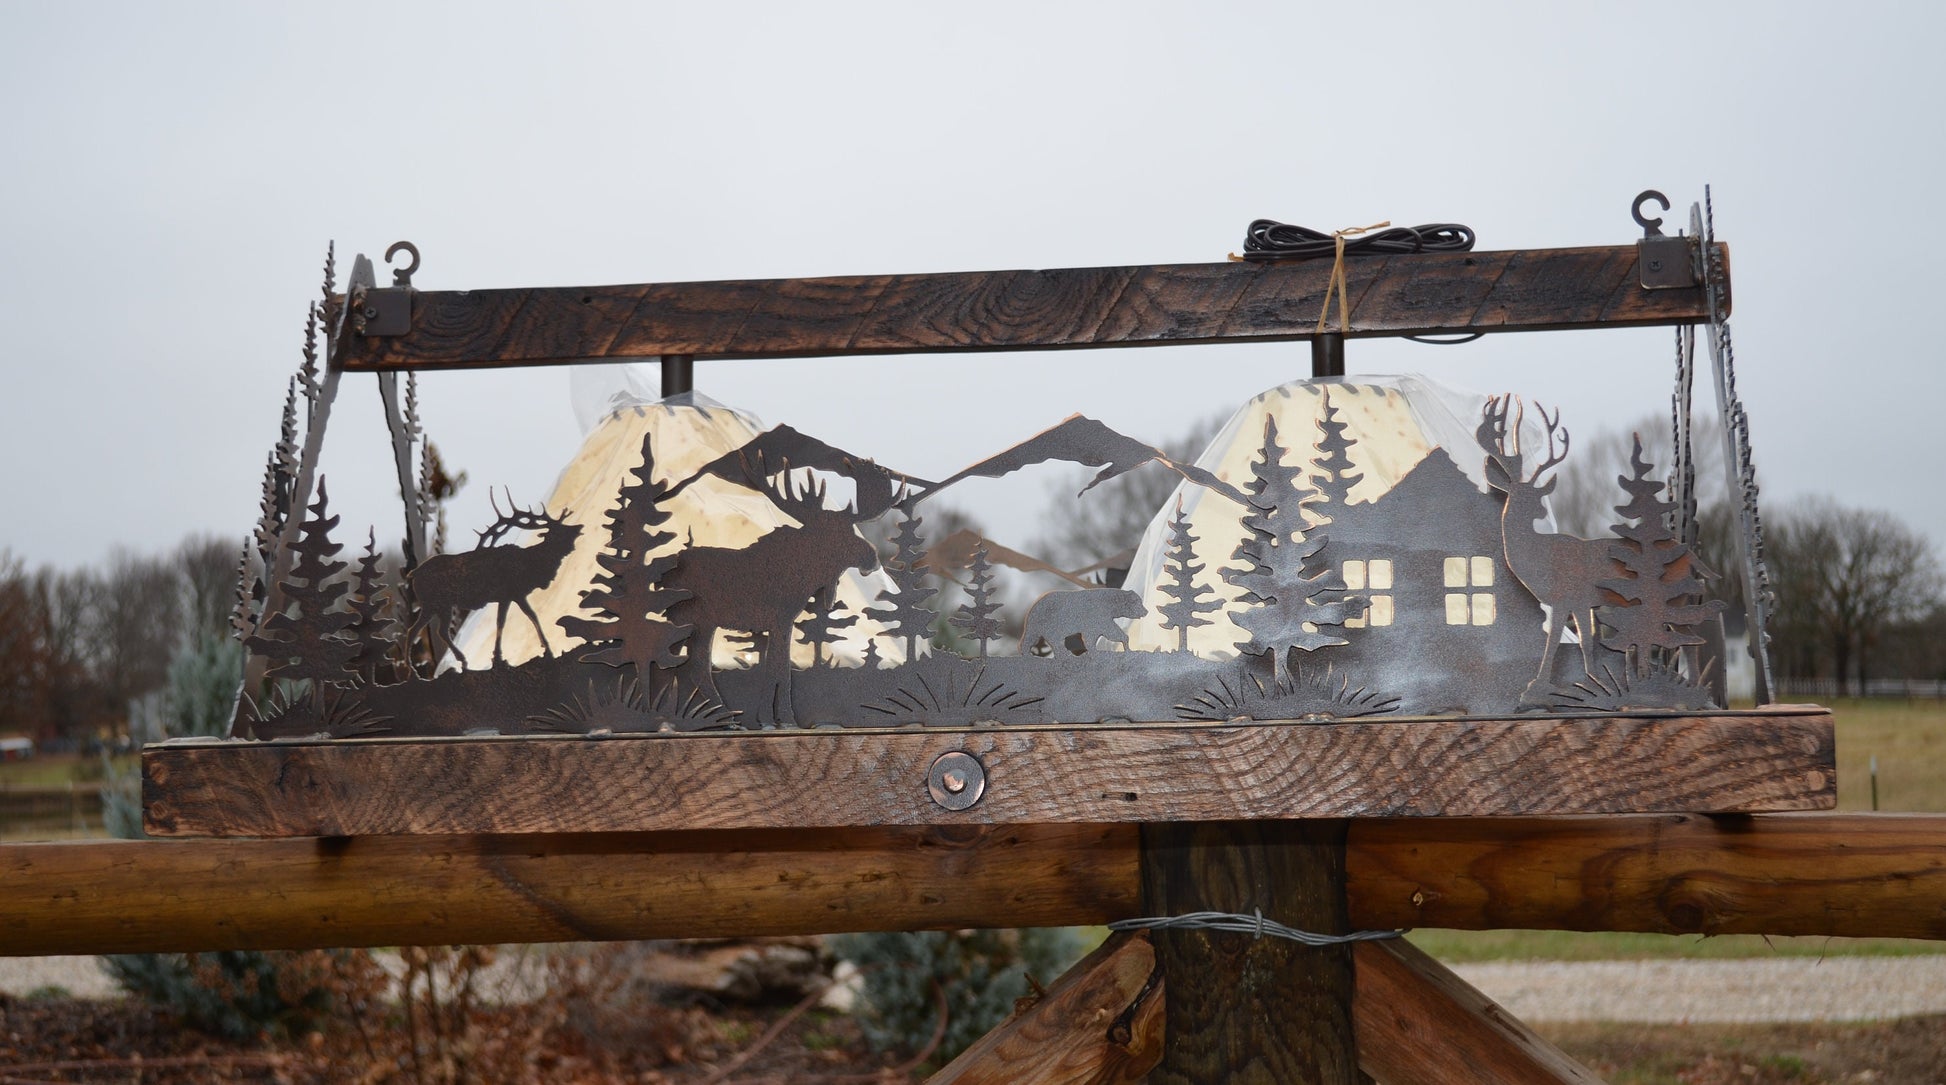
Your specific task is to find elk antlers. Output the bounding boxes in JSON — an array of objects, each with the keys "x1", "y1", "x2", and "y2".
[{"x1": 475, "y1": 488, "x2": 574, "y2": 547}]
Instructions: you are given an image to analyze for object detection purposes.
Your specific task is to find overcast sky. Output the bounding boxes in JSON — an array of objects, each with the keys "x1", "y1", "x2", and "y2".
[{"x1": 3, "y1": 1, "x2": 1942, "y2": 572}]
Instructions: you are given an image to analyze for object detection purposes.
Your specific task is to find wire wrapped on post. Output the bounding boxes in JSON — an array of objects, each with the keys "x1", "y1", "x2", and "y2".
[{"x1": 1108, "y1": 909, "x2": 1404, "y2": 947}]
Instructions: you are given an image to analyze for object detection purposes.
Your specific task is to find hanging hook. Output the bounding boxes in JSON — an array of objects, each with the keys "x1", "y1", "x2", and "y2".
[
  {"x1": 1632, "y1": 191, "x2": 1671, "y2": 238},
  {"x1": 385, "y1": 240, "x2": 421, "y2": 287}
]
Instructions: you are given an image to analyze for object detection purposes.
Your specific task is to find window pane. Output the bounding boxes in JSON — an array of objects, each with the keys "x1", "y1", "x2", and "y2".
[
  {"x1": 1445, "y1": 592, "x2": 1468, "y2": 625},
  {"x1": 1343, "y1": 560, "x2": 1367, "y2": 591},
  {"x1": 1471, "y1": 555, "x2": 1495, "y2": 587},
  {"x1": 1472, "y1": 592, "x2": 1496, "y2": 626},
  {"x1": 1370, "y1": 594, "x2": 1395, "y2": 627},
  {"x1": 1443, "y1": 556, "x2": 1467, "y2": 587},
  {"x1": 1370, "y1": 559, "x2": 1393, "y2": 590}
]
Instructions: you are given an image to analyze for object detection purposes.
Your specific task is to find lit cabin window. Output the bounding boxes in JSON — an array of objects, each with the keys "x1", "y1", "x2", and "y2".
[
  {"x1": 1444, "y1": 556, "x2": 1497, "y2": 626},
  {"x1": 1341, "y1": 559, "x2": 1394, "y2": 628}
]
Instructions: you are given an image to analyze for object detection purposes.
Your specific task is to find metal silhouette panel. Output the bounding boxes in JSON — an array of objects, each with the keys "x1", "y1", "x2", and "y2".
[{"x1": 233, "y1": 329, "x2": 1736, "y2": 739}]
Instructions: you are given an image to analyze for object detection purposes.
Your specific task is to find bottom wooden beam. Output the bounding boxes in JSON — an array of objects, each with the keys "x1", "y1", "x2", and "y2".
[
  {"x1": 0, "y1": 823, "x2": 1132, "y2": 956},
  {"x1": 3, "y1": 814, "x2": 1942, "y2": 957},
  {"x1": 923, "y1": 930, "x2": 1602, "y2": 1085},
  {"x1": 1353, "y1": 939, "x2": 1600, "y2": 1084},
  {"x1": 926, "y1": 931, "x2": 1162, "y2": 1085},
  {"x1": 1345, "y1": 813, "x2": 1946, "y2": 938}
]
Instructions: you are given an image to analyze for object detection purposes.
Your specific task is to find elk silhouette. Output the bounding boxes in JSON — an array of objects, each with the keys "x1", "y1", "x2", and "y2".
[
  {"x1": 661, "y1": 450, "x2": 902, "y2": 725},
  {"x1": 406, "y1": 493, "x2": 583, "y2": 671},
  {"x1": 1476, "y1": 396, "x2": 1621, "y2": 705}
]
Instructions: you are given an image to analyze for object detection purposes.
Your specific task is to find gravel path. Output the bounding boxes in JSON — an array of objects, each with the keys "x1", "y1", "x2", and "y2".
[
  {"x1": 6, "y1": 954, "x2": 1946, "y2": 1023},
  {"x1": 1451, "y1": 957, "x2": 1946, "y2": 1024}
]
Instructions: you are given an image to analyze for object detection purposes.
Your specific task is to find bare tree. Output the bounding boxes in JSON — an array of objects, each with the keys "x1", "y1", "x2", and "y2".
[
  {"x1": 176, "y1": 534, "x2": 241, "y2": 644},
  {"x1": 92, "y1": 549, "x2": 185, "y2": 712},
  {"x1": 0, "y1": 554, "x2": 45, "y2": 738},
  {"x1": 1767, "y1": 497, "x2": 1943, "y2": 694}
]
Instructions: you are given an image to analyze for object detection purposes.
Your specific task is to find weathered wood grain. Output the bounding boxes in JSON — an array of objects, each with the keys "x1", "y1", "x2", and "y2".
[
  {"x1": 336, "y1": 245, "x2": 1727, "y2": 371},
  {"x1": 1142, "y1": 820, "x2": 1358, "y2": 1085},
  {"x1": 0, "y1": 823, "x2": 1132, "y2": 957},
  {"x1": 926, "y1": 931, "x2": 1162, "y2": 1085},
  {"x1": 1352, "y1": 939, "x2": 1601, "y2": 1085},
  {"x1": 143, "y1": 708, "x2": 1834, "y2": 838},
  {"x1": 6, "y1": 814, "x2": 1942, "y2": 956},
  {"x1": 1346, "y1": 811, "x2": 1946, "y2": 939}
]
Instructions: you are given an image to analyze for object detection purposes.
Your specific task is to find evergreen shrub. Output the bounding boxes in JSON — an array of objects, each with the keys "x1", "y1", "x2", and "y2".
[{"x1": 829, "y1": 927, "x2": 1087, "y2": 1066}]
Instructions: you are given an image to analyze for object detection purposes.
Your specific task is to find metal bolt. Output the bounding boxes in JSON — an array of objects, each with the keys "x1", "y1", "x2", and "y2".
[
  {"x1": 927, "y1": 751, "x2": 986, "y2": 811},
  {"x1": 1648, "y1": 259, "x2": 1663, "y2": 273},
  {"x1": 362, "y1": 305, "x2": 379, "y2": 319}
]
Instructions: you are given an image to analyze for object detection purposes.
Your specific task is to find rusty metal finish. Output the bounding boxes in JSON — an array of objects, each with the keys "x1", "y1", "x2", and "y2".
[
  {"x1": 232, "y1": 207, "x2": 1750, "y2": 739},
  {"x1": 235, "y1": 387, "x2": 1735, "y2": 738},
  {"x1": 404, "y1": 494, "x2": 582, "y2": 672}
]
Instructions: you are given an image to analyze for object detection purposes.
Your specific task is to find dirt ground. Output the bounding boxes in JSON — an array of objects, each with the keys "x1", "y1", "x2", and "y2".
[
  {"x1": 0, "y1": 989, "x2": 894, "y2": 1085},
  {"x1": 5, "y1": 990, "x2": 1943, "y2": 1084},
  {"x1": 1542, "y1": 1017, "x2": 1946, "y2": 1085}
]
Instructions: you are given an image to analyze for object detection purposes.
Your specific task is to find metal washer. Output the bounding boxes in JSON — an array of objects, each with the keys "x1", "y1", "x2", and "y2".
[{"x1": 927, "y1": 751, "x2": 987, "y2": 811}]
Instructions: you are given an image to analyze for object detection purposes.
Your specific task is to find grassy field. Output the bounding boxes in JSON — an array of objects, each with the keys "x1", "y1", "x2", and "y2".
[
  {"x1": 0, "y1": 751, "x2": 119, "y2": 788},
  {"x1": 1409, "y1": 929, "x2": 1946, "y2": 962},
  {"x1": 0, "y1": 753, "x2": 127, "y2": 841},
  {"x1": 1825, "y1": 697, "x2": 1946, "y2": 811}
]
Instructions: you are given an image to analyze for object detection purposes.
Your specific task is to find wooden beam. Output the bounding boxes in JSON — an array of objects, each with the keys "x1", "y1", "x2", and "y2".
[
  {"x1": 144, "y1": 708, "x2": 1835, "y2": 838},
  {"x1": 0, "y1": 823, "x2": 1135, "y2": 956},
  {"x1": 1345, "y1": 811, "x2": 1946, "y2": 939},
  {"x1": 929, "y1": 933, "x2": 1600, "y2": 1085},
  {"x1": 335, "y1": 244, "x2": 1727, "y2": 371},
  {"x1": 1352, "y1": 939, "x2": 1602, "y2": 1085},
  {"x1": 1141, "y1": 820, "x2": 1359, "y2": 1085},
  {"x1": 926, "y1": 931, "x2": 1162, "y2": 1085},
  {"x1": 8, "y1": 814, "x2": 1940, "y2": 957}
]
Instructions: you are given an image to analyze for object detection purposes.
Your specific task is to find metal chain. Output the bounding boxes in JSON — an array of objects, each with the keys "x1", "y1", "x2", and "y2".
[
  {"x1": 1671, "y1": 323, "x2": 1698, "y2": 547},
  {"x1": 1699, "y1": 189, "x2": 1777, "y2": 701}
]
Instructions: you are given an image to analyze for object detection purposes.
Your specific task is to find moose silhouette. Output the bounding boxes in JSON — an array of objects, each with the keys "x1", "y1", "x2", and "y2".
[
  {"x1": 405, "y1": 494, "x2": 582, "y2": 671},
  {"x1": 661, "y1": 448, "x2": 904, "y2": 725}
]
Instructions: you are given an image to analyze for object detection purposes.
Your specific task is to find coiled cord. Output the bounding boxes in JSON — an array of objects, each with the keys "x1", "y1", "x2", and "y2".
[{"x1": 1238, "y1": 220, "x2": 1476, "y2": 262}]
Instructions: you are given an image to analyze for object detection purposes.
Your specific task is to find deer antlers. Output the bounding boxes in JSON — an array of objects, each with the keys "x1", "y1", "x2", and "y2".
[{"x1": 1477, "y1": 395, "x2": 1571, "y2": 492}]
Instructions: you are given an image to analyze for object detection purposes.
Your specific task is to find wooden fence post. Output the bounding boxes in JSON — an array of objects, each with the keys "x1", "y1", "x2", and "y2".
[{"x1": 1139, "y1": 820, "x2": 1358, "y2": 1085}]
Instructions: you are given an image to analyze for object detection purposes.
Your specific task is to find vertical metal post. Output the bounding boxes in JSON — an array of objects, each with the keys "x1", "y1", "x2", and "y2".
[
  {"x1": 1311, "y1": 334, "x2": 1345, "y2": 378},
  {"x1": 661, "y1": 354, "x2": 694, "y2": 398}
]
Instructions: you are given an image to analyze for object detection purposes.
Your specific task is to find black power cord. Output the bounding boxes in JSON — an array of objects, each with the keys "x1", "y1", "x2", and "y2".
[{"x1": 1237, "y1": 219, "x2": 1476, "y2": 261}]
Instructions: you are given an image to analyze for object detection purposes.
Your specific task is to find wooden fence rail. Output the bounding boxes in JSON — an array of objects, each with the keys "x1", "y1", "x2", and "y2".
[{"x1": 4, "y1": 813, "x2": 1941, "y2": 957}]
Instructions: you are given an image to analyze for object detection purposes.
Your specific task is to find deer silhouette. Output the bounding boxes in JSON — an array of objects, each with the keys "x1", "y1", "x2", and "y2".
[
  {"x1": 661, "y1": 451, "x2": 901, "y2": 725},
  {"x1": 406, "y1": 493, "x2": 583, "y2": 671},
  {"x1": 1476, "y1": 396, "x2": 1621, "y2": 705}
]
